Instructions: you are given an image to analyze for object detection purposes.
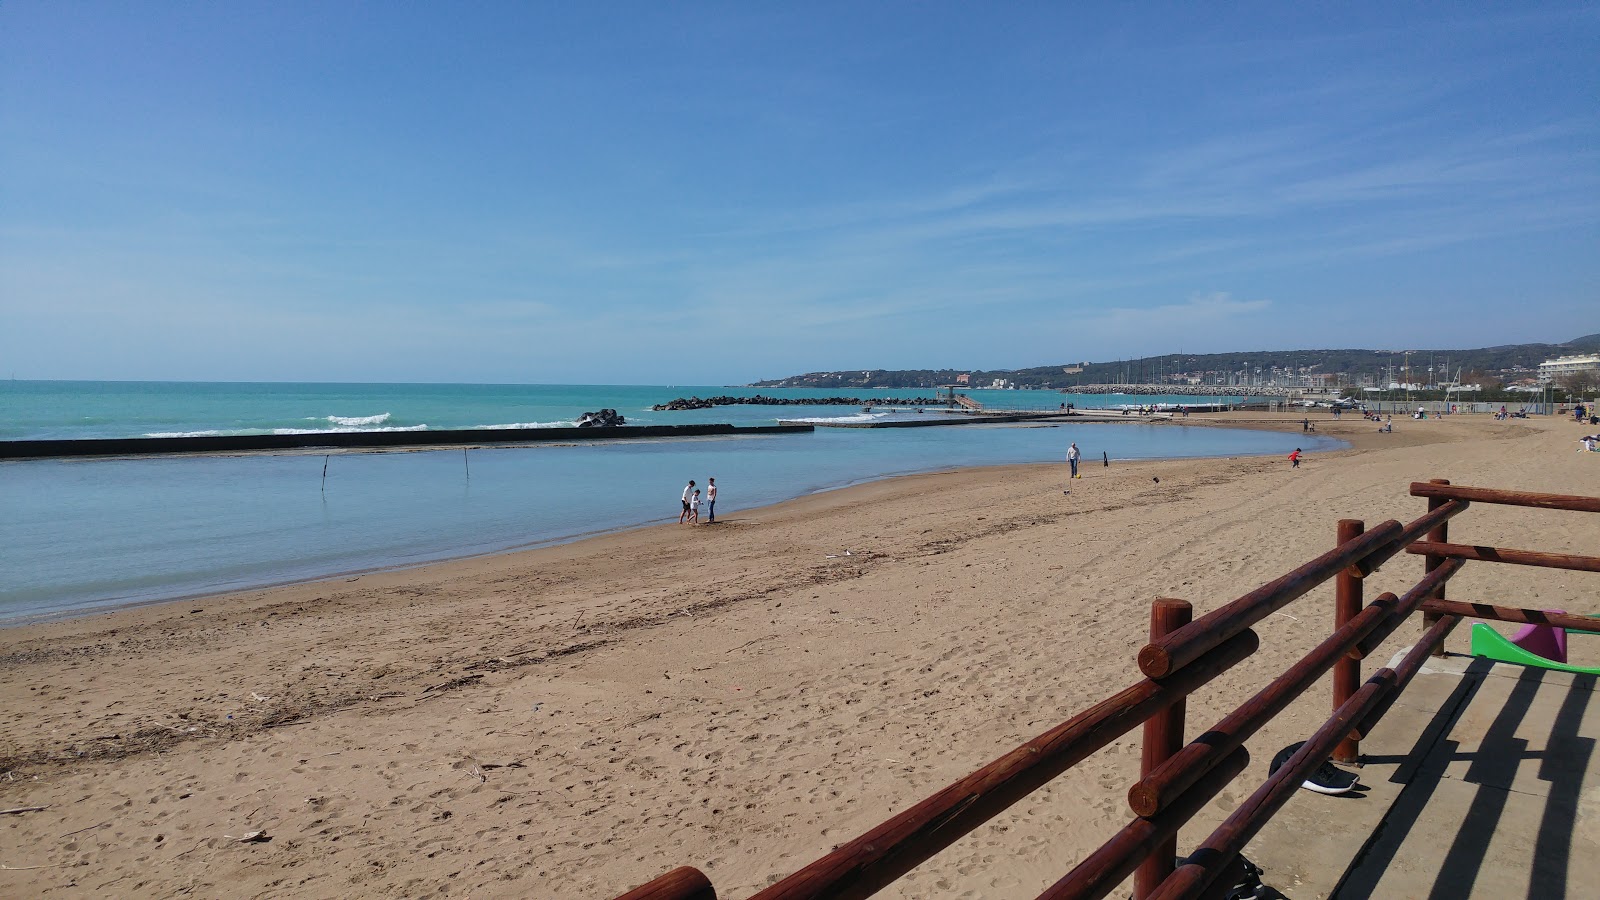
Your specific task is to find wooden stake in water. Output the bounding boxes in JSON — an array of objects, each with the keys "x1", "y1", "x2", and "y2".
[
  {"x1": 464, "y1": 448, "x2": 470, "y2": 479},
  {"x1": 322, "y1": 455, "x2": 329, "y2": 493}
]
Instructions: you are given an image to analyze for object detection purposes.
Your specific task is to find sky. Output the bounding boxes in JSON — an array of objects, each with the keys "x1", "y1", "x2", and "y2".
[{"x1": 2, "y1": 2, "x2": 1596, "y2": 384}]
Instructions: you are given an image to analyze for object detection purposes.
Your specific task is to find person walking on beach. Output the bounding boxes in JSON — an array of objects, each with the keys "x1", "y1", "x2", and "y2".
[
  {"x1": 679, "y1": 479, "x2": 696, "y2": 524},
  {"x1": 1068, "y1": 442, "x2": 1080, "y2": 479},
  {"x1": 1289, "y1": 448, "x2": 1302, "y2": 469},
  {"x1": 706, "y1": 477, "x2": 718, "y2": 523}
]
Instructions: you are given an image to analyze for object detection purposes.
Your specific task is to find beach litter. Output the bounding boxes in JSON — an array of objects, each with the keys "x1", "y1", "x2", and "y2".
[{"x1": 225, "y1": 830, "x2": 270, "y2": 843}]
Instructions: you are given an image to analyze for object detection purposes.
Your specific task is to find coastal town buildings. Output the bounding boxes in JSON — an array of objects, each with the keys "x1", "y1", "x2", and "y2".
[{"x1": 1538, "y1": 354, "x2": 1600, "y2": 383}]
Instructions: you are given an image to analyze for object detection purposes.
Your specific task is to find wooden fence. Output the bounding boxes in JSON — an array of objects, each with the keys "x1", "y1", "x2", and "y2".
[{"x1": 614, "y1": 480, "x2": 1599, "y2": 900}]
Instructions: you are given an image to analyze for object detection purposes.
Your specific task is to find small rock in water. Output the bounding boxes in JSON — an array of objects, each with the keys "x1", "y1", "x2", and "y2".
[{"x1": 576, "y1": 408, "x2": 626, "y2": 427}]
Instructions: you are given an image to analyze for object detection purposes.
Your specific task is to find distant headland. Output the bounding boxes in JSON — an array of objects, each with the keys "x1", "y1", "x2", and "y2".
[{"x1": 750, "y1": 334, "x2": 1600, "y2": 393}]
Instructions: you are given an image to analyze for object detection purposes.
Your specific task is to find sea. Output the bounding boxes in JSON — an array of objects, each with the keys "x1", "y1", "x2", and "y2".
[{"x1": 0, "y1": 381, "x2": 1343, "y2": 624}]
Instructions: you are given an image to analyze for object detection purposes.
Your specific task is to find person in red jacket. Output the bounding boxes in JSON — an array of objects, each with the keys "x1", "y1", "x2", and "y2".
[{"x1": 1289, "y1": 448, "x2": 1302, "y2": 469}]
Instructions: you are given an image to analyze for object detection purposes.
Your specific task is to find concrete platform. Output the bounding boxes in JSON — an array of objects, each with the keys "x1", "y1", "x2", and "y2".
[{"x1": 1245, "y1": 651, "x2": 1600, "y2": 898}]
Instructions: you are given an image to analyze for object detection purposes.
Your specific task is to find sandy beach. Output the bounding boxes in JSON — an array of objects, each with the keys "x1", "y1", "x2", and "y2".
[{"x1": 2, "y1": 411, "x2": 1595, "y2": 898}]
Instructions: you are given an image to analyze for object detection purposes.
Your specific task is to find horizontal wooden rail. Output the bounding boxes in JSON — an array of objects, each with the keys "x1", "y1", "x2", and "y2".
[
  {"x1": 1405, "y1": 541, "x2": 1600, "y2": 573},
  {"x1": 744, "y1": 631, "x2": 1260, "y2": 900},
  {"x1": 615, "y1": 867, "x2": 717, "y2": 900},
  {"x1": 1409, "y1": 482, "x2": 1600, "y2": 513},
  {"x1": 1350, "y1": 558, "x2": 1464, "y2": 659},
  {"x1": 1147, "y1": 670, "x2": 1396, "y2": 900},
  {"x1": 1353, "y1": 615, "x2": 1461, "y2": 741},
  {"x1": 1353, "y1": 499, "x2": 1469, "y2": 577},
  {"x1": 1416, "y1": 600, "x2": 1600, "y2": 631},
  {"x1": 1138, "y1": 520, "x2": 1403, "y2": 678},
  {"x1": 1039, "y1": 749, "x2": 1250, "y2": 900},
  {"x1": 1129, "y1": 590, "x2": 1400, "y2": 817}
]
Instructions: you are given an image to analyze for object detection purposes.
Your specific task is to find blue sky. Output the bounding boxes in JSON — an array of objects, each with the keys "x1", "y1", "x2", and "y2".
[{"x1": 2, "y1": 2, "x2": 1596, "y2": 384}]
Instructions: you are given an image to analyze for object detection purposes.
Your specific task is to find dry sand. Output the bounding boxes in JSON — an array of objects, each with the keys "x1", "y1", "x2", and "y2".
[{"x1": 1, "y1": 411, "x2": 1596, "y2": 898}]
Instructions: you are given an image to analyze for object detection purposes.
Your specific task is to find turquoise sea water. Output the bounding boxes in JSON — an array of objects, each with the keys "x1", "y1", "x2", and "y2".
[
  {"x1": 0, "y1": 380, "x2": 1259, "y2": 440},
  {"x1": 0, "y1": 381, "x2": 1340, "y2": 623}
]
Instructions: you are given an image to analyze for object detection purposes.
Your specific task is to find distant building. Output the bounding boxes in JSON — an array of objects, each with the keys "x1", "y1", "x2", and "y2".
[
  {"x1": 956, "y1": 373, "x2": 970, "y2": 385},
  {"x1": 1538, "y1": 354, "x2": 1600, "y2": 383}
]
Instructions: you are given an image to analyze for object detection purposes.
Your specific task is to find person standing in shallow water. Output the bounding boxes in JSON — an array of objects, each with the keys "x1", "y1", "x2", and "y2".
[
  {"x1": 706, "y1": 477, "x2": 718, "y2": 523},
  {"x1": 679, "y1": 479, "x2": 696, "y2": 524}
]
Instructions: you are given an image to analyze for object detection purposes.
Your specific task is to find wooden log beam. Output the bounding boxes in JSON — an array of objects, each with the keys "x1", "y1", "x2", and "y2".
[
  {"x1": 1420, "y1": 479, "x2": 1452, "y2": 657},
  {"x1": 1134, "y1": 600, "x2": 1193, "y2": 899},
  {"x1": 1417, "y1": 600, "x2": 1600, "y2": 632},
  {"x1": 613, "y1": 867, "x2": 717, "y2": 900},
  {"x1": 1138, "y1": 520, "x2": 1402, "y2": 679},
  {"x1": 1333, "y1": 520, "x2": 1364, "y2": 763},
  {"x1": 1409, "y1": 482, "x2": 1600, "y2": 514},
  {"x1": 1405, "y1": 541, "x2": 1600, "y2": 573},
  {"x1": 746, "y1": 631, "x2": 1260, "y2": 900},
  {"x1": 1037, "y1": 749, "x2": 1250, "y2": 900}
]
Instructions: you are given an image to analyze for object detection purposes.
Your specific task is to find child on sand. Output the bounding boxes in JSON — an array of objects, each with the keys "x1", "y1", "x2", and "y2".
[
  {"x1": 1289, "y1": 448, "x2": 1302, "y2": 469},
  {"x1": 689, "y1": 489, "x2": 702, "y2": 524}
]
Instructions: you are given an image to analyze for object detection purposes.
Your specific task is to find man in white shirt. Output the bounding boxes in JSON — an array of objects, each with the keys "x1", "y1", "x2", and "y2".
[
  {"x1": 1068, "y1": 442, "x2": 1080, "y2": 479},
  {"x1": 706, "y1": 477, "x2": 718, "y2": 523},
  {"x1": 679, "y1": 480, "x2": 696, "y2": 524}
]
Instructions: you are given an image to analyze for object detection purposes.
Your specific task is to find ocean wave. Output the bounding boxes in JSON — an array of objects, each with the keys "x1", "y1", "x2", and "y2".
[
  {"x1": 471, "y1": 421, "x2": 578, "y2": 430},
  {"x1": 144, "y1": 430, "x2": 225, "y2": 438},
  {"x1": 272, "y1": 425, "x2": 432, "y2": 435},
  {"x1": 325, "y1": 413, "x2": 392, "y2": 427}
]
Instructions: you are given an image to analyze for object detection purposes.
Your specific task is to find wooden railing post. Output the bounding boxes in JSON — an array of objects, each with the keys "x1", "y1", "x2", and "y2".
[
  {"x1": 1333, "y1": 520, "x2": 1363, "y2": 763},
  {"x1": 1422, "y1": 479, "x2": 1450, "y2": 656},
  {"x1": 1134, "y1": 598, "x2": 1193, "y2": 899}
]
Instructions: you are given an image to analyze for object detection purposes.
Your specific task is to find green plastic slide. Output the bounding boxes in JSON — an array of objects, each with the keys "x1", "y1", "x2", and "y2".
[{"x1": 1469, "y1": 623, "x2": 1600, "y2": 675}]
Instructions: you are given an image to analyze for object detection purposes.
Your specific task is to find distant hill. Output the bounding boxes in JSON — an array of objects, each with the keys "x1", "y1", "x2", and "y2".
[{"x1": 751, "y1": 334, "x2": 1600, "y2": 390}]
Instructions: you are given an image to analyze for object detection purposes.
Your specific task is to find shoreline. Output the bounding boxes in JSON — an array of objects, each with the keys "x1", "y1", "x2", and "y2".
[
  {"x1": 2, "y1": 411, "x2": 1590, "y2": 898},
  {"x1": 4, "y1": 416, "x2": 1347, "y2": 628}
]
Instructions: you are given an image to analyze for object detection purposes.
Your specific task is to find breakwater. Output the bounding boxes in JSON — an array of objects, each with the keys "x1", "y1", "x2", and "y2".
[
  {"x1": 654, "y1": 394, "x2": 943, "y2": 411},
  {"x1": 0, "y1": 423, "x2": 814, "y2": 460},
  {"x1": 781, "y1": 413, "x2": 1059, "y2": 428}
]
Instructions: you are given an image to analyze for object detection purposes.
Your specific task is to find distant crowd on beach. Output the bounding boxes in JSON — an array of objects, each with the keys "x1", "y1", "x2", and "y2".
[{"x1": 678, "y1": 477, "x2": 718, "y2": 525}]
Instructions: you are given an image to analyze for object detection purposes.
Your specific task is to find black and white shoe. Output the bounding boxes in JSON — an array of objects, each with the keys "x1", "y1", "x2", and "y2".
[
  {"x1": 1270, "y1": 741, "x2": 1360, "y2": 795},
  {"x1": 1165, "y1": 853, "x2": 1267, "y2": 900},
  {"x1": 1225, "y1": 856, "x2": 1267, "y2": 900}
]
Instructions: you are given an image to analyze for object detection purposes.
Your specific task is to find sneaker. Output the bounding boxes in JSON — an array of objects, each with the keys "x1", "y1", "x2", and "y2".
[
  {"x1": 1270, "y1": 741, "x2": 1359, "y2": 795},
  {"x1": 1167, "y1": 853, "x2": 1266, "y2": 900}
]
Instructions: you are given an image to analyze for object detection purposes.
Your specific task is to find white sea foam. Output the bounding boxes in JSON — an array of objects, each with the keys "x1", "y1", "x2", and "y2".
[
  {"x1": 472, "y1": 421, "x2": 577, "y2": 430},
  {"x1": 144, "y1": 430, "x2": 225, "y2": 438},
  {"x1": 326, "y1": 413, "x2": 392, "y2": 426},
  {"x1": 782, "y1": 413, "x2": 891, "y2": 424}
]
